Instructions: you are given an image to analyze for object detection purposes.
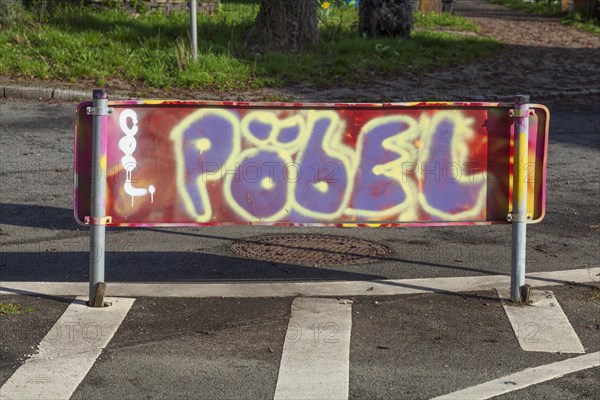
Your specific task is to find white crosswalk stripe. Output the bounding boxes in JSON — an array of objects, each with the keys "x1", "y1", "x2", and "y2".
[
  {"x1": 0, "y1": 297, "x2": 134, "y2": 400},
  {"x1": 498, "y1": 289, "x2": 585, "y2": 353},
  {"x1": 432, "y1": 352, "x2": 600, "y2": 400},
  {"x1": 274, "y1": 298, "x2": 353, "y2": 400}
]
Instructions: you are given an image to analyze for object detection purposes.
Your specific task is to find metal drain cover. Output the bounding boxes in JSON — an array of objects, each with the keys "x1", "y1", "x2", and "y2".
[{"x1": 231, "y1": 234, "x2": 390, "y2": 266}]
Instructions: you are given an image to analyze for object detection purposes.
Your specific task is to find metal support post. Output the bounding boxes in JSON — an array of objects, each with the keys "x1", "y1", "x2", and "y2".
[
  {"x1": 190, "y1": 0, "x2": 198, "y2": 61},
  {"x1": 509, "y1": 95, "x2": 531, "y2": 302},
  {"x1": 88, "y1": 89, "x2": 109, "y2": 307}
]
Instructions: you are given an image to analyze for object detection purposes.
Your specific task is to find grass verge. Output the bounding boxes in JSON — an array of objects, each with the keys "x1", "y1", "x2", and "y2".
[
  {"x1": 0, "y1": 302, "x2": 34, "y2": 316},
  {"x1": 561, "y1": 12, "x2": 600, "y2": 34},
  {"x1": 0, "y1": 1, "x2": 500, "y2": 92}
]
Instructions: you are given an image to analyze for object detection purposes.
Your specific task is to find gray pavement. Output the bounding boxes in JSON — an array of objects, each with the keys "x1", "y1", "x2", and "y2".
[
  {"x1": 0, "y1": 294, "x2": 73, "y2": 385},
  {"x1": 1, "y1": 98, "x2": 598, "y2": 284},
  {"x1": 71, "y1": 297, "x2": 291, "y2": 400},
  {"x1": 1, "y1": 89, "x2": 599, "y2": 399},
  {"x1": 1, "y1": 284, "x2": 598, "y2": 399}
]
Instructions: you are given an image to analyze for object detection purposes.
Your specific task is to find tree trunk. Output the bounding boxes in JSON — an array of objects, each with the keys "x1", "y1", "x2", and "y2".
[
  {"x1": 248, "y1": 0, "x2": 319, "y2": 53},
  {"x1": 359, "y1": 0, "x2": 416, "y2": 39}
]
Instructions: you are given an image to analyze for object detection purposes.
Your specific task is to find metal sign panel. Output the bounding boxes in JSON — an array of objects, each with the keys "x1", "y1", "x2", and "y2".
[{"x1": 75, "y1": 101, "x2": 548, "y2": 227}]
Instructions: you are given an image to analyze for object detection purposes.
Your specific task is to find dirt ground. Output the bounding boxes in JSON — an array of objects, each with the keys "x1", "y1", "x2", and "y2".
[
  {"x1": 163, "y1": 0, "x2": 598, "y2": 109},
  {"x1": 280, "y1": 0, "x2": 600, "y2": 106},
  {"x1": 447, "y1": 0, "x2": 599, "y2": 99}
]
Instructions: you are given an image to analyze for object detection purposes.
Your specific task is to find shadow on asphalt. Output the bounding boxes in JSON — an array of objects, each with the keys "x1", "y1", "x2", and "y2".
[
  {"x1": 2, "y1": 204, "x2": 596, "y2": 288},
  {"x1": 1, "y1": 203, "x2": 80, "y2": 231},
  {"x1": 2, "y1": 204, "x2": 506, "y2": 282},
  {"x1": 0, "y1": 288, "x2": 74, "y2": 305}
]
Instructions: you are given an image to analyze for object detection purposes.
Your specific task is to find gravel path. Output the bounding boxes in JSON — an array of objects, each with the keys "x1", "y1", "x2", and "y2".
[
  {"x1": 268, "y1": 0, "x2": 600, "y2": 105},
  {"x1": 448, "y1": 0, "x2": 600, "y2": 96}
]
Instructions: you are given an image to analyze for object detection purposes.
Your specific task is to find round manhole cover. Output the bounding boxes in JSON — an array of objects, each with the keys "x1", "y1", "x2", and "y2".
[{"x1": 231, "y1": 234, "x2": 390, "y2": 266}]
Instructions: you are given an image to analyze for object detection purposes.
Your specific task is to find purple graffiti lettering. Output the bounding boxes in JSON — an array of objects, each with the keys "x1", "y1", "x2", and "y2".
[
  {"x1": 294, "y1": 113, "x2": 350, "y2": 216},
  {"x1": 227, "y1": 151, "x2": 289, "y2": 220},
  {"x1": 421, "y1": 118, "x2": 484, "y2": 215},
  {"x1": 248, "y1": 120, "x2": 274, "y2": 141},
  {"x1": 351, "y1": 119, "x2": 411, "y2": 215},
  {"x1": 181, "y1": 111, "x2": 238, "y2": 217},
  {"x1": 278, "y1": 124, "x2": 301, "y2": 144}
]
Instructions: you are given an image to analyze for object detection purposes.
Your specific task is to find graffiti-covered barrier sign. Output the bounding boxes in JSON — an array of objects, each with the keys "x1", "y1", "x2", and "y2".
[{"x1": 74, "y1": 101, "x2": 548, "y2": 227}]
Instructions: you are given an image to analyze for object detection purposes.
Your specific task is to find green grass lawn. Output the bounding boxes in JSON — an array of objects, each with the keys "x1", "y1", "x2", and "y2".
[
  {"x1": 0, "y1": 1, "x2": 500, "y2": 92},
  {"x1": 0, "y1": 302, "x2": 34, "y2": 316},
  {"x1": 561, "y1": 12, "x2": 600, "y2": 34}
]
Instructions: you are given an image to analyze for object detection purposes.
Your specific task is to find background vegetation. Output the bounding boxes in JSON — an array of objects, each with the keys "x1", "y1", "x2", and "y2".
[{"x1": 0, "y1": 0, "x2": 500, "y2": 91}]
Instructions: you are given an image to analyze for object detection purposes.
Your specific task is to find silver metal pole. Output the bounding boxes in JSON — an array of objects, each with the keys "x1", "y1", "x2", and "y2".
[
  {"x1": 510, "y1": 95, "x2": 530, "y2": 302},
  {"x1": 190, "y1": 0, "x2": 198, "y2": 61},
  {"x1": 88, "y1": 89, "x2": 109, "y2": 306}
]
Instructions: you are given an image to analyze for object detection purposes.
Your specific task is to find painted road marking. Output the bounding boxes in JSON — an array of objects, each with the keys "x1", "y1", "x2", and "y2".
[
  {"x1": 432, "y1": 351, "x2": 600, "y2": 400},
  {"x1": 274, "y1": 298, "x2": 352, "y2": 400},
  {"x1": 498, "y1": 289, "x2": 585, "y2": 353},
  {"x1": 0, "y1": 296, "x2": 134, "y2": 400},
  {"x1": 1, "y1": 268, "x2": 597, "y2": 298}
]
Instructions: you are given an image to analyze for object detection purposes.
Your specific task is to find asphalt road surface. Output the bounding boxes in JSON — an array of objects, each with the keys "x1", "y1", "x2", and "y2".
[
  {"x1": 1, "y1": 98, "x2": 598, "y2": 283},
  {"x1": 1, "y1": 97, "x2": 599, "y2": 399}
]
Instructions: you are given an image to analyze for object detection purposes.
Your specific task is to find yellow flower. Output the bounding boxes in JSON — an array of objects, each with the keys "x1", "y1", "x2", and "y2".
[{"x1": 322, "y1": 2, "x2": 330, "y2": 10}]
